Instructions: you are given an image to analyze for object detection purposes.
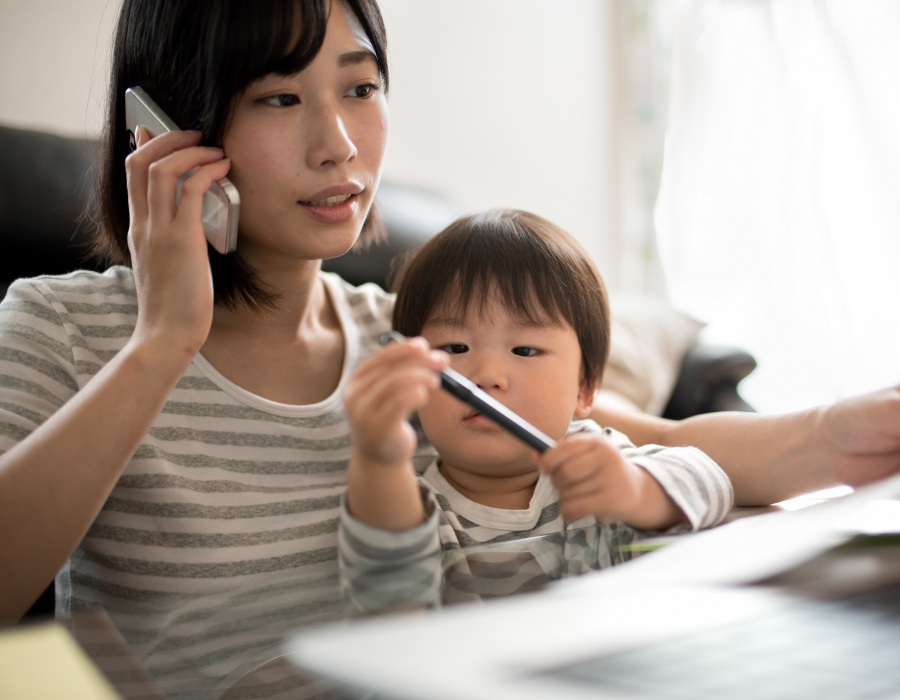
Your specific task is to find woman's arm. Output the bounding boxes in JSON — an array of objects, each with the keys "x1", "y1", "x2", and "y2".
[
  {"x1": 591, "y1": 385, "x2": 900, "y2": 506},
  {"x1": 0, "y1": 338, "x2": 195, "y2": 623},
  {"x1": 0, "y1": 129, "x2": 230, "y2": 623}
]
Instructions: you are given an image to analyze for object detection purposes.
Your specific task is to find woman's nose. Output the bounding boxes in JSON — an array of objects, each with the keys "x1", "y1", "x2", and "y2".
[{"x1": 305, "y1": 103, "x2": 357, "y2": 169}]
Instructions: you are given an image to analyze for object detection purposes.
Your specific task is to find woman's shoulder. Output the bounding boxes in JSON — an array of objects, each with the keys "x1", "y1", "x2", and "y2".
[
  {"x1": 319, "y1": 270, "x2": 394, "y2": 307},
  {"x1": 2, "y1": 267, "x2": 137, "y2": 339},
  {"x1": 319, "y1": 270, "x2": 394, "y2": 336},
  {"x1": 567, "y1": 418, "x2": 636, "y2": 450},
  {"x1": 4, "y1": 267, "x2": 136, "y2": 307}
]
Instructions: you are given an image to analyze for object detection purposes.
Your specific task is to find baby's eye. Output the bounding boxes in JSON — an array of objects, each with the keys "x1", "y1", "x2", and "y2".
[
  {"x1": 512, "y1": 346, "x2": 542, "y2": 357},
  {"x1": 346, "y1": 82, "x2": 380, "y2": 99},
  {"x1": 440, "y1": 344, "x2": 469, "y2": 355},
  {"x1": 260, "y1": 94, "x2": 300, "y2": 107}
]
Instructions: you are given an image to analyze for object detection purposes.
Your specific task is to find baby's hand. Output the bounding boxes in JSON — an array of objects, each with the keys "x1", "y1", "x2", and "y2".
[
  {"x1": 343, "y1": 337, "x2": 448, "y2": 469},
  {"x1": 537, "y1": 433, "x2": 686, "y2": 530}
]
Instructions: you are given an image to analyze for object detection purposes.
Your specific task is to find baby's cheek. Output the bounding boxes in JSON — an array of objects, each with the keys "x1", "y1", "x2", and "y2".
[{"x1": 416, "y1": 391, "x2": 447, "y2": 430}]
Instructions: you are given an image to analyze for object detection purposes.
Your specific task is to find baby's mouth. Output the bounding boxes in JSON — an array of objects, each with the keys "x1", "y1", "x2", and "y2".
[{"x1": 298, "y1": 194, "x2": 353, "y2": 207}]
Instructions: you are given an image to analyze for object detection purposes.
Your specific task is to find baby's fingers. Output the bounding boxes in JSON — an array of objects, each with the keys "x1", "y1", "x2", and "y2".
[
  {"x1": 548, "y1": 457, "x2": 602, "y2": 490},
  {"x1": 351, "y1": 338, "x2": 446, "y2": 392},
  {"x1": 537, "y1": 437, "x2": 597, "y2": 475},
  {"x1": 363, "y1": 371, "x2": 439, "y2": 422}
]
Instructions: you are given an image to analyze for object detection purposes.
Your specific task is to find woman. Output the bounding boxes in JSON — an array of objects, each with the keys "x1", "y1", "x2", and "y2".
[{"x1": 1, "y1": 0, "x2": 899, "y2": 635}]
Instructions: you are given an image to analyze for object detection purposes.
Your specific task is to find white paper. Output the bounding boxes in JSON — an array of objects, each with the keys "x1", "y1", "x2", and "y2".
[{"x1": 553, "y1": 470, "x2": 900, "y2": 596}]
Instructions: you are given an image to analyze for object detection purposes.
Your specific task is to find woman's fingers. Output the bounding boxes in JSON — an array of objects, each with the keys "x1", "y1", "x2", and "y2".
[
  {"x1": 125, "y1": 129, "x2": 202, "y2": 223},
  {"x1": 171, "y1": 158, "x2": 232, "y2": 230},
  {"x1": 146, "y1": 146, "x2": 227, "y2": 230}
]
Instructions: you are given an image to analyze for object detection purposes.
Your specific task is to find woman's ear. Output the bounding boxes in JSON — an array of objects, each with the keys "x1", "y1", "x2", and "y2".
[{"x1": 574, "y1": 377, "x2": 597, "y2": 419}]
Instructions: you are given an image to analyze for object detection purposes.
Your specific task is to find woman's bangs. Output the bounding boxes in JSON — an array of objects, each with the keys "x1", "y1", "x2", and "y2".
[{"x1": 219, "y1": 0, "x2": 329, "y2": 91}]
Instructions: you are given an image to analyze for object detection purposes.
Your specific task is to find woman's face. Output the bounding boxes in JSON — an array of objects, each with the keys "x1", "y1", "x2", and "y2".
[{"x1": 223, "y1": 1, "x2": 388, "y2": 270}]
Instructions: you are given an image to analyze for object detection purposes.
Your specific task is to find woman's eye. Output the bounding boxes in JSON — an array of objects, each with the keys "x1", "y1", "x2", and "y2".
[
  {"x1": 261, "y1": 94, "x2": 300, "y2": 107},
  {"x1": 440, "y1": 344, "x2": 469, "y2": 355},
  {"x1": 512, "y1": 347, "x2": 541, "y2": 357},
  {"x1": 346, "y1": 82, "x2": 380, "y2": 99}
]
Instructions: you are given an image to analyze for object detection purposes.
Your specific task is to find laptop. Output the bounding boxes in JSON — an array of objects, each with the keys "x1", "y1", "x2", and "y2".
[{"x1": 286, "y1": 472, "x2": 900, "y2": 700}]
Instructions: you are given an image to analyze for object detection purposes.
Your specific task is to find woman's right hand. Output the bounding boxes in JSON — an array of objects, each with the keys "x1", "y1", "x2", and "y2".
[{"x1": 124, "y1": 127, "x2": 232, "y2": 358}]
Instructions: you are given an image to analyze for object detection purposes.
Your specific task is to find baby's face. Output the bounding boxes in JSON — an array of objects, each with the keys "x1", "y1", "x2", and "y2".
[{"x1": 418, "y1": 292, "x2": 594, "y2": 479}]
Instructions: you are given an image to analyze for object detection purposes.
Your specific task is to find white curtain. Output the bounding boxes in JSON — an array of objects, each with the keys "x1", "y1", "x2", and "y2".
[{"x1": 655, "y1": 0, "x2": 900, "y2": 413}]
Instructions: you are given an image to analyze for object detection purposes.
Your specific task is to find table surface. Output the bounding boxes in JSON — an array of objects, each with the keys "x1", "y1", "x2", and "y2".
[
  {"x1": 55, "y1": 524, "x2": 664, "y2": 700},
  {"x1": 47, "y1": 497, "x2": 840, "y2": 700}
]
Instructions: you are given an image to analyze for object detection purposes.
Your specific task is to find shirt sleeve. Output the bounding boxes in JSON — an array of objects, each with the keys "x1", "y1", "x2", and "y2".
[
  {"x1": 570, "y1": 420, "x2": 734, "y2": 532},
  {"x1": 338, "y1": 482, "x2": 443, "y2": 613},
  {"x1": 0, "y1": 279, "x2": 80, "y2": 456}
]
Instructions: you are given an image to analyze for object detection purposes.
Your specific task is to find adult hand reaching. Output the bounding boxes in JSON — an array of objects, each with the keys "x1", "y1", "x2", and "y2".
[
  {"x1": 592, "y1": 383, "x2": 900, "y2": 506},
  {"x1": 814, "y1": 385, "x2": 900, "y2": 487}
]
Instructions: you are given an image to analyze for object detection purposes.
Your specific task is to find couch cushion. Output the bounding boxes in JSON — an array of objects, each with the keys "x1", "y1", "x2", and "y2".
[{"x1": 600, "y1": 294, "x2": 705, "y2": 416}]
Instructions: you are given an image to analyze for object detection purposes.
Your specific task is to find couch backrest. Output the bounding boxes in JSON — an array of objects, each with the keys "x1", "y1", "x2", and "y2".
[{"x1": 0, "y1": 123, "x2": 460, "y2": 299}]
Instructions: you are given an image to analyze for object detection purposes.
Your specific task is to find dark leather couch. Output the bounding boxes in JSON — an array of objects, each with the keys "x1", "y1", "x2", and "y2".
[{"x1": 1, "y1": 122, "x2": 755, "y2": 618}]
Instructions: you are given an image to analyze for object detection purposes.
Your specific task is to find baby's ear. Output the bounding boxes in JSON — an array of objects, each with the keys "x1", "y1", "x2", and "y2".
[{"x1": 574, "y1": 377, "x2": 597, "y2": 419}]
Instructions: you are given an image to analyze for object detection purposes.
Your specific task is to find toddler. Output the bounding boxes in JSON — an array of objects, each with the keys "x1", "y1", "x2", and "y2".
[{"x1": 339, "y1": 209, "x2": 732, "y2": 607}]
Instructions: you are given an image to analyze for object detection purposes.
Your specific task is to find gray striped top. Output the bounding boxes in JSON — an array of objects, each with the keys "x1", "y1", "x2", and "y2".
[
  {"x1": 0, "y1": 267, "x2": 435, "y2": 699},
  {"x1": 340, "y1": 420, "x2": 734, "y2": 612}
]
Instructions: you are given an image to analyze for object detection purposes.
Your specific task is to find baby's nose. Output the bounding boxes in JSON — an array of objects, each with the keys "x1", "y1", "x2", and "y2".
[{"x1": 470, "y1": 356, "x2": 508, "y2": 392}]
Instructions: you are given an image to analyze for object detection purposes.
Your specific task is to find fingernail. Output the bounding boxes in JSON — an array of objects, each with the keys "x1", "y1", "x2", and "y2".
[{"x1": 135, "y1": 126, "x2": 146, "y2": 147}]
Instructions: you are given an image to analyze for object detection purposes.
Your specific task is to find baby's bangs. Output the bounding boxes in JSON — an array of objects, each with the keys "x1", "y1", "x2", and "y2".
[
  {"x1": 430, "y1": 214, "x2": 570, "y2": 329},
  {"x1": 435, "y1": 269, "x2": 563, "y2": 331}
]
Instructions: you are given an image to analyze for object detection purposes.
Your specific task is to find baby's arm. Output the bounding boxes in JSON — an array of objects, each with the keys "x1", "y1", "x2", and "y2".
[
  {"x1": 343, "y1": 337, "x2": 448, "y2": 530},
  {"x1": 538, "y1": 426, "x2": 733, "y2": 531}
]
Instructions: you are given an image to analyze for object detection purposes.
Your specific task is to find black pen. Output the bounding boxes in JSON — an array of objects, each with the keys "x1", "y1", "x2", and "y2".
[{"x1": 379, "y1": 331, "x2": 557, "y2": 453}]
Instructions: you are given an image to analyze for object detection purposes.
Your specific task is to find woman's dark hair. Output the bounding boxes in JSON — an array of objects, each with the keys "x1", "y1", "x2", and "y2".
[
  {"x1": 93, "y1": 0, "x2": 389, "y2": 311},
  {"x1": 392, "y1": 209, "x2": 610, "y2": 388}
]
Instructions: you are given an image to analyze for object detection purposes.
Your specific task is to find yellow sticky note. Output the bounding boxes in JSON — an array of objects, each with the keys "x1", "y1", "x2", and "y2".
[{"x1": 0, "y1": 623, "x2": 122, "y2": 700}]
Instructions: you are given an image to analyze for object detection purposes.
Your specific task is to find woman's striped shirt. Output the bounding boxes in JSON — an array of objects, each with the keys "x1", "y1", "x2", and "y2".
[{"x1": 0, "y1": 267, "x2": 435, "y2": 699}]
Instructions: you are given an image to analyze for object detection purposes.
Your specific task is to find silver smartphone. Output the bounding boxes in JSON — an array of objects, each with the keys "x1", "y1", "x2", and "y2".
[{"x1": 124, "y1": 87, "x2": 239, "y2": 255}]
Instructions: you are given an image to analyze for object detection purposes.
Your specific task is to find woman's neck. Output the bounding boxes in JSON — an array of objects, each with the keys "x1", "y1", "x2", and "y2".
[
  {"x1": 438, "y1": 461, "x2": 540, "y2": 510},
  {"x1": 200, "y1": 258, "x2": 346, "y2": 405},
  {"x1": 210, "y1": 257, "x2": 324, "y2": 339}
]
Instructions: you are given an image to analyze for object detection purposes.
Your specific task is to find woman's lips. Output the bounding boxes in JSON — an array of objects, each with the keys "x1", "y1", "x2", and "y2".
[{"x1": 296, "y1": 193, "x2": 359, "y2": 223}]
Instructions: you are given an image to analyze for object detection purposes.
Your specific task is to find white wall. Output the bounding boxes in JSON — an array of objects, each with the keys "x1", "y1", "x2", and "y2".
[
  {"x1": 0, "y1": 0, "x2": 619, "y2": 285},
  {"x1": 377, "y1": 1, "x2": 619, "y2": 284},
  {"x1": 0, "y1": 0, "x2": 118, "y2": 138}
]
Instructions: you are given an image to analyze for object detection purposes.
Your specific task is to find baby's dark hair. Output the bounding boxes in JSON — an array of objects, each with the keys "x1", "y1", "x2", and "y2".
[{"x1": 392, "y1": 209, "x2": 610, "y2": 388}]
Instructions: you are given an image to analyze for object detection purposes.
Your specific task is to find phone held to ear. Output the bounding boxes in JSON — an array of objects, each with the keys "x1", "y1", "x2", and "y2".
[{"x1": 124, "y1": 87, "x2": 239, "y2": 255}]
